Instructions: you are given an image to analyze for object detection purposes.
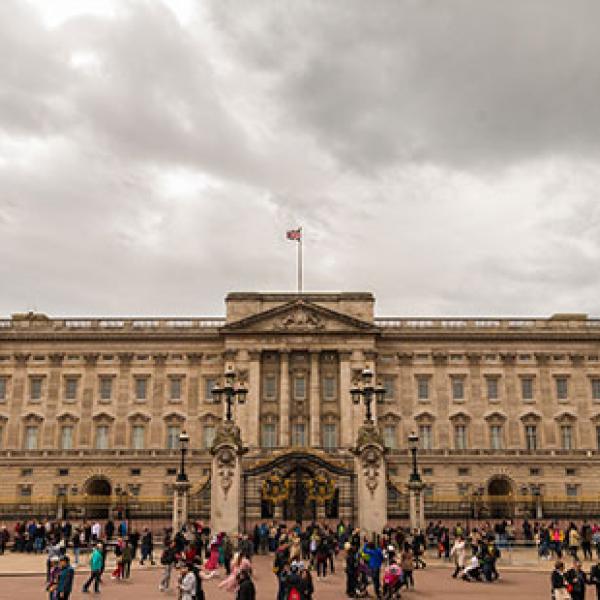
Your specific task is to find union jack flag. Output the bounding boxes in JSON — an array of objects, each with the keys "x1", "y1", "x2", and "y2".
[{"x1": 286, "y1": 228, "x2": 302, "y2": 241}]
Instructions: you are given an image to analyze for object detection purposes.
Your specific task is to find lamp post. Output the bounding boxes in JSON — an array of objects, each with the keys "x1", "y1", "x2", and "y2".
[
  {"x1": 407, "y1": 431, "x2": 424, "y2": 531},
  {"x1": 173, "y1": 430, "x2": 191, "y2": 533},
  {"x1": 408, "y1": 431, "x2": 421, "y2": 483},
  {"x1": 350, "y1": 367, "x2": 386, "y2": 423},
  {"x1": 212, "y1": 366, "x2": 248, "y2": 422},
  {"x1": 177, "y1": 430, "x2": 190, "y2": 482}
]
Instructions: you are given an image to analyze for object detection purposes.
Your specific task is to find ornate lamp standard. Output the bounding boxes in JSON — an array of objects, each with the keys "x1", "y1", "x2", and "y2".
[
  {"x1": 212, "y1": 366, "x2": 248, "y2": 421},
  {"x1": 407, "y1": 431, "x2": 424, "y2": 531},
  {"x1": 177, "y1": 430, "x2": 190, "y2": 482},
  {"x1": 350, "y1": 367, "x2": 386, "y2": 422},
  {"x1": 408, "y1": 432, "x2": 421, "y2": 483},
  {"x1": 172, "y1": 430, "x2": 191, "y2": 533}
]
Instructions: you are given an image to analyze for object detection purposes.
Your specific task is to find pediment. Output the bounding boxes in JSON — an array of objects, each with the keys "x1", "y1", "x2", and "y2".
[{"x1": 223, "y1": 299, "x2": 376, "y2": 334}]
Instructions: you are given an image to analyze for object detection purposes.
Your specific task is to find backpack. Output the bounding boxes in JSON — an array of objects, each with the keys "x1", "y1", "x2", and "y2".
[{"x1": 288, "y1": 588, "x2": 301, "y2": 600}]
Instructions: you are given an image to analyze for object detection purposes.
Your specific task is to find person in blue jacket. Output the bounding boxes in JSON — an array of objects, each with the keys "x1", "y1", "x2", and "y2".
[
  {"x1": 363, "y1": 541, "x2": 384, "y2": 598},
  {"x1": 57, "y1": 555, "x2": 74, "y2": 600}
]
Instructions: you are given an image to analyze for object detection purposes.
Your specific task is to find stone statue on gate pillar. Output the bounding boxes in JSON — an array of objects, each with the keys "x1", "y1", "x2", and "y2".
[
  {"x1": 353, "y1": 423, "x2": 388, "y2": 537},
  {"x1": 210, "y1": 421, "x2": 247, "y2": 536}
]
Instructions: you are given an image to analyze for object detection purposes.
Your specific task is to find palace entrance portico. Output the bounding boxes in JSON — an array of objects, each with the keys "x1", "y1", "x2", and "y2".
[{"x1": 241, "y1": 451, "x2": 355, "y2": 528}]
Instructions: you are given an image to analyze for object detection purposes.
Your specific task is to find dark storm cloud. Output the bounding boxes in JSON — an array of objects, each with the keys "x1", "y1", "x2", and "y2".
[{"x1": 1, "y1": 0, "x2": 600, "y2": 317}]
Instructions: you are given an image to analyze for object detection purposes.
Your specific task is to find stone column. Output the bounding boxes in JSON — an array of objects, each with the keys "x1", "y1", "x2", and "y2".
[
  {"x1": 116, "y1": 353, "x2": 134, "y2": 447},
  {"x1": 7, "y1": 353, "x2": 29, "y2": 447},
  {"x1": 172, "y1": 480, "x2": 191, "y2": 533},
  {"x1": 310, "y1": 352, "x2": 320, "y2": 447},
  {"x1": 43, "y1": 353, "x2": 64, "y2": 448},
  {"x1": 408, "y1": 481, "x2": 424, "y2": 531},
  {"x1": 80, "y1": 354, "x2": 99, "y2": 447},
  {"x1": 353, "y1": 423, "x2": 387, "y2": 537},
  {"x1": 151, "y1": 354, "x2": 167, "y2": 447},
  {"x1": 248, "y1": 351, "x2": 261, "y2": 448},
  {"x1": 340, "y1": 352, "x2": 353, "y2": 447},
  {"x1": 210, "y1": 422, "x2": 246, "y2": 536},
  {"x1": 279, "y1": 352, "x2": 290, "y2": 447}
]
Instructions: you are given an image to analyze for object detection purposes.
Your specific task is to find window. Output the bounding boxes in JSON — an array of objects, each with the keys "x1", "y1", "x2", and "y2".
[
  {"x1": 566, "y1": 484, "x2": 579, "y2": 497},
  {"x1": 21, "y1": 468, "x2": 33, "y2": 477},
  {"x1": 0, "y1": 376, "x2": 7, "y2": 401},
  {"x1": 323, "y1": 376, "x2": 336, "y2": 400},
  {"x1": 323, "y1": 423, "x2": 337, "y2": 450},
  {"x1": 135, "y1": 377, "x2": 148, "y2": 401},
  {"x1": 490, "y1": 425, "x2": 503, "y2": 450},
  {"x1": 61, "y1": 426, "x2": 73, "y2": 450},
  {"x1": 203, "y1": 425, "x2": 216, "y2": 449},
  {"x1": 205, "y1": 378, "x2": 217, "y2": 402},
  {"x1": 293, "y1": 376, "x2": 306, "y2": 400},
  {"x1": 556, "y1": 377, "x2": 568, "y2": 400},
  {"x1": 292, "y1": 423, "x2": 306, "y2": 447},
  {"x1": 95, "y1": 425, "x2": 109, "y2": 450},
  {"x1": 418, "y1": 425, "x2": 433, "y2": 450},
  {"x1": 382, "y1": 377, "x2": 395, "y2": 401},
  {"x1": 592, "y1": 379, "x2": 600, "y2": 401},
  {"x1": 596, "y1": 426, "x2": 600, "y2": 450},
  {"x1": 383, "y1": 425, "x2": 397, "y2": 449},
  {"x1": 166, "y1": 468, "x2": 177, "y2": 476},
  {"x1": 263, "y1": 375, "x2": 277, "y2": 400},
  {"x1": 422, "y1": 467, "x2": 434, "y2": 476},
  {"x1": 64, "y1": 377, "x2": 78, "y2": 401},
  {"x1": 19, "y1": 485, "x2": 32, "y2": 498},
  {"x1": 458, "y1": 467, "x2": 470, "y2": 476},
  {"x1": 451, "y1": 378, "x2": 465, "y2": 401},
  {"x1": 261, "y1": 423, "x2": 277, "y2": 449},
  {"x1": 417, "y1": 377, "x2": 429, "y2": 401},
  {"x1": 130, "y1": 468, "x2": 141, "y2": 476},
  {"x1": 521, "y1": 377, "x2": 534, "y2": 401},
  {"x1": 561, "y1": 425, "x2": 573, "y2": 450},
  {"x1": 486, "y1": 377, "x2": 499, "y2": 400},
  {"x1": 169, "y1": 377, "x2": 182, "y2": 401},
  {"x1": 525, "y1": 425, "x2": 537, "y2": 450},
  {"x1": 25, "y1": 426, "x2": 38, "y2": 450},
  {"x1": 99, "y1": 377, "x2": 112, "y2": 401},
  {"x1": 565, "y1": 467, "x2": 577, "y2": 476},
  {"x1": 530, "y1": 467, "x2": 541, "y2": 476},
  {"x1": 454, "y1": 425, "x2": 467, "y2": 450},
  {"x1": 30, "y1": 377, "x2": 43, "y2": 401},
  {"x1": 167, "y1": 425, "x2": 181, "y2": 450},
  {"x1": 132, "y1": 425, "x2": 145, "y2": 450}
]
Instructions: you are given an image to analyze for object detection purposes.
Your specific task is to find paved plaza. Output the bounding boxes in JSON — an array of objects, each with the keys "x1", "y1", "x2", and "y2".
[{"x1": 0, "y1": 551, "x2": 559, "y2": 599}]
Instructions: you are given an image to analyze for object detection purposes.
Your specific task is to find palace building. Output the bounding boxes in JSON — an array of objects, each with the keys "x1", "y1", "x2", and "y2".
[{"x1": 1, "y1": 291, "x2": 600, "y2": 525}]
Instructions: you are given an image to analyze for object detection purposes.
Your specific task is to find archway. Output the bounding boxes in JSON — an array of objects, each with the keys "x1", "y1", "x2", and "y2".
[
  {"x1": 487, "y1": 476, "x2": 513, "y2": 518},
  {"x1": 84, "y1": 476, "x2": 112, "y2": 519}
]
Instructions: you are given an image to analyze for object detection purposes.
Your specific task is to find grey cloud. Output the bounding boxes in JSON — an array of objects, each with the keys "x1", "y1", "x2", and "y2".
[{"x1": 209, "y1": 0, "x2": 600, "y2": 171}]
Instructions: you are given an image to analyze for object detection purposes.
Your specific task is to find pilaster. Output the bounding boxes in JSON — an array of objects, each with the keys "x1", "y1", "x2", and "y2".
[
  {"x1": 279, "y1": 351, "x2": 290, "y2": 447},
  {"x1": 310, "y1": 352, "x2": 320, "y2": 447}
]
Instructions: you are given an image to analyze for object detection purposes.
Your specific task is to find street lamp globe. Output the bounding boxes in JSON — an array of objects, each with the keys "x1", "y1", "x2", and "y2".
[
  {"x1": 179, "y1": 430, "x2": 190, "y2": 449},
  {"x1": 408, "y1": 431, "x2": 419, "y2": 450}
]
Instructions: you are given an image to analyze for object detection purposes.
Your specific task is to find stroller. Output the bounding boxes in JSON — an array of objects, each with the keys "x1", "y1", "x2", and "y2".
[
  {"x1": 354, "y1": 559, "x2": 371, "y2": 598},
  {"x1": 382, "y1": 563, "x2": 403, "y2": 600}
]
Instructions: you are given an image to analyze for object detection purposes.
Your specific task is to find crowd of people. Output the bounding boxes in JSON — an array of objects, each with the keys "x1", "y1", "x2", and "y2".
[{"x1": 7, "y1": 515, "x2": 600, "y2": 598}]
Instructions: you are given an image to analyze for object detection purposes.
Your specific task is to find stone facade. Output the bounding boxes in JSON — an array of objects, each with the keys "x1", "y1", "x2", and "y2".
[{"x1": 1, "y1": 293, "x2": 600, "y2": 523}]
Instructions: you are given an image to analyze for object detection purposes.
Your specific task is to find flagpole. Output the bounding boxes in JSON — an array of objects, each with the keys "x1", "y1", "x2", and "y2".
[{"x1": 298, "y1": 226, "x2": 303, "y2": 293}]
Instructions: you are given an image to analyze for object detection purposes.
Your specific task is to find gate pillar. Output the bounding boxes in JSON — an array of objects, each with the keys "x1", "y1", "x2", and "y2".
[
  {"x1": 210, "y1": 422, "x2": 246, "y2": 536},
  {"x1": 353, "y1": 423, "x2": 387, "y2": 537}
]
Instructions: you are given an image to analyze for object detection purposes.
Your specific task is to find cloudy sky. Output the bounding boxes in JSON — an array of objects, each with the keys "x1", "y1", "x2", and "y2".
[{"x1": 2, "y1": 0, "x2": 600, "y2": 318}]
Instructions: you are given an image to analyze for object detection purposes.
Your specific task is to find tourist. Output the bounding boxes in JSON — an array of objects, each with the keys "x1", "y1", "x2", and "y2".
[
  {"x1": 0, "y1": 524, "x2": 9, "y2": 555},
  {"x1": 140, "y1": 527, "x2": 154, "y2": 565},
  {"x1": 363, "y1": 540, "x2": 384, "y2": 597},
  {"x1": 450, "y1": 535, "x2": 466, "y2": 578},
  {"x1": 179, "y1": 562, "x2": 198, "y2": 600},
  {"x1": 315, "y1": 533, "x2": 328, "y2": 580},
  {"x1": 111, "y1": 536, "x2": 125, "y2": 579},
  {"x1": 219, "y1": 551, "x2": 252, "y2": 594},
  {"x1": 159, "y1": 539, "x2": 178, "y2": 591},
  {"x1": 401, "y1": 542, "x2": 415, "y2": 589},
  {"x1": 205, "y1": 534, "x2": 221, "y2": 571},
  {"x1": 56, "y1": 555, "x2": 74, "y2": 600},
  {"x1": 236, "y1": 568, "x2": 256, "y2": 600},
  {"x1": 82, "y1": 543, "x2": 103, "y2": 594},
  {"x1": 91, "y1": 521, "x2": 101, "y2": 542},
  {"x1": 583, "y1": 521, "x2": 594, "y2": 561},
  {"x1": 568, "y1": 524, "x2": 582, "y2": 562},
  {"x1": 46, "y1": 556, "x2": 60, "y2": 600},
  {"x1": 300, "y1": 563, "x2": 314, "y2": 599},
  {"x1": 552, "y1": 560, "x2": 570, "y2": 600},
  {"x1": 565, "y1": 560, "x2": 588, "y2": 600},
  {"x1": 590, "y1": 556, "x2": 600, "y2": 600},
  {"x1": 71, "y1": 528, "x2": 81, "y2": 567},
  {"x1": 345, "y1": 542, "x2": 358, "y2": 599}
]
